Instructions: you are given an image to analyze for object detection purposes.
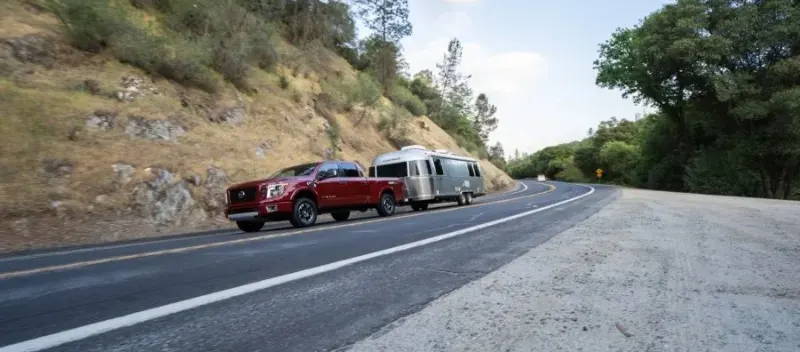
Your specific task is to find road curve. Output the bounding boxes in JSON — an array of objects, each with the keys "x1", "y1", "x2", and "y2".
[{"x1": 0, "y1": 181, "x2": 617, "y2": 352}]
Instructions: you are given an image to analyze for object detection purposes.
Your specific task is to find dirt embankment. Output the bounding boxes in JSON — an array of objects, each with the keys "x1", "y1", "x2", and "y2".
[
  {"x1": 349, "y1": 189, "x2": 800, "y2": 352},
  {"x1": 0, "y1": 0, "x2": 513, "y2": 253}
]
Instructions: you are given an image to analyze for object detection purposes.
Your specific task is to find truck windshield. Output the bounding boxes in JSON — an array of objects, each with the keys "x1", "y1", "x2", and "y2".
[{"x1": 270, "y1": 163, "x2": 319, "y2": 178}]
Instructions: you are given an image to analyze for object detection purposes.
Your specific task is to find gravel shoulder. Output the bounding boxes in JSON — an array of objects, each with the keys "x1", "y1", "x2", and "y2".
[{"x1": 348, "y1": 188, "x2": 800, "y2": 352}]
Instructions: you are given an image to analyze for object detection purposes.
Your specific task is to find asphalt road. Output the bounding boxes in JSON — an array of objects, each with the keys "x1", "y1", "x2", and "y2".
[{"x1": 0, "y1": 181, "x2": 617, "y2": 352}]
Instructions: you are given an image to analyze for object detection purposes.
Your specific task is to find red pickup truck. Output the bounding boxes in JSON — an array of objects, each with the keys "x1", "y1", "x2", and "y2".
[{"x1": 225, "y1": 161, "x2": 405, "y2": 232}]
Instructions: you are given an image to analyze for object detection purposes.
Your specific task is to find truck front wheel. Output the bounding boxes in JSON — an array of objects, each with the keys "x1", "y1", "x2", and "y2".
[
  {"x1": 290, "y1": 197, "x2": 318, "y2": 228},
  {"x1": 237, "y1": 221, "x2": 264, "y2": 233},
  {"x1": 376, "y1": 193, "x2": 396, "y2": 217}
]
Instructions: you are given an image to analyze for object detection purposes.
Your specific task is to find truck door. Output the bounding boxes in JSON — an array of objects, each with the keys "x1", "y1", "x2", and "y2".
[
  {"x1": 338, "y1": 162, "x2": 369, "y2": 205},
  {"x1": 315, "y1": 162, "x2": 344, "y2": 209}
]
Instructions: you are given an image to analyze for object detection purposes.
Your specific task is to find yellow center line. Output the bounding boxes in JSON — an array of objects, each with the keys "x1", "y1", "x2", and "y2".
[{"x1": 0, "y1": 182, "x2": 557, "y2": 280}]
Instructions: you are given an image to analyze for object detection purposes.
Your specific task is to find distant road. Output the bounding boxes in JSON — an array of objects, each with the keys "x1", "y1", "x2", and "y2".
[{"x1": 0, "y1": 181, "x2": 615, "y2": 352}]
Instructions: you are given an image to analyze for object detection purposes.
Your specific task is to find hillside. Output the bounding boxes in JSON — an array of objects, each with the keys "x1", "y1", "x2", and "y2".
[{"x1": 0, "y1": 0, "x2": 514, "y2": 253}]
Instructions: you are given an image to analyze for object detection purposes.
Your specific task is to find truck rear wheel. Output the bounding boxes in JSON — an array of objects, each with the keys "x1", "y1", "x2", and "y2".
[
  {"x1": 376, "y1": 192, "x2": 396, "y2": 217},
  {"x1": 290, "y1": 197, "x2": 317, "y2": 228},
  {"x1": 465, "y1": 193, "x2": 473, "y2": 205},
  {"x1": 237, "y1": 221, "x2": 264, "y2": 233},
  {"x1": 331, "y1": 210, "x2": 351, "y2": 221}
]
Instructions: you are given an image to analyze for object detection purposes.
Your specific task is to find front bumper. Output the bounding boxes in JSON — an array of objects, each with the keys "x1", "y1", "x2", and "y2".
[{"x1": 226, "y1": 200, "x2": 294, "y2": 222}]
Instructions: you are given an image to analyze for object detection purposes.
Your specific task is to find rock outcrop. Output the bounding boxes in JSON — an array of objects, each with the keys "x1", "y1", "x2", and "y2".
[
  {"x1": 132, "y1": 168, "x2": 204, "y2": 226},
  {"x1": 125, "y1": 116, "x2": 186, "y2": 142}
]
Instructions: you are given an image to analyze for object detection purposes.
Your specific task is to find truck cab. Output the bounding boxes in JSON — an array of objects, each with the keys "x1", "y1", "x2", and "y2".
[{"x1": 225, "y1": 161, "x2": 405, "y2": 232}]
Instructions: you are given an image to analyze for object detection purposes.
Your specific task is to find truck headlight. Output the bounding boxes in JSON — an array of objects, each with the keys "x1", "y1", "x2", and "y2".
[{"x1": 265, "y1": 183, "x2": 287, "y2": 199}]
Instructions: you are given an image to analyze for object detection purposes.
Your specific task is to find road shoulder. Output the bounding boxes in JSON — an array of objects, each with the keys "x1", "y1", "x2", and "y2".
[{"x1": 348, "y1": 188, "x2": 800, "y2": 351}]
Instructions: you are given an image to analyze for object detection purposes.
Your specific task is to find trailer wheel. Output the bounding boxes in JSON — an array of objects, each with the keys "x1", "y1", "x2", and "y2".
[
  {"x1": 465, "y1": 192, "x2": 473, "y2": 205},
  {"x1": 290, "y1": 197, "x2": 317, "y2": 228},
  {"x1": 457, "y1": 193, "x2": 467, "y2": 206},
  {"x1": 376, "y1": 192, "x2": 396, "y2": 217},
  {"x1": 237, "y1": 221, "x2": 264, "y2": 233}
]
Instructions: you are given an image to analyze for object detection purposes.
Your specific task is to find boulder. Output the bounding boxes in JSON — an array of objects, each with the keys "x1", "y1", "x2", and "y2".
[
  {"x1": 203, "y1": 167, "x2": 229, "y2": 214},
  {"x1": 85, "y1": 110, "x2": 116, "y2": 131},
  {"x1": 115, "y1": 75, "x2": 158, "y2": 102},
  {"x1": 255, "y1": 140, "x2": 273, "y2": 159},
  {"x1": 133, "y1": 168, "x2": 204, "y2": 226},
  {"x1": 111, "y1": 163, "x2": 135, "y2": 186},
  {"x1": 125, "y1": 116, "x2": 186, "y2": 142},
  {"x1": 210, "y1": 107, "x2": 247, "y2": 125},
  {"x1": 4, "y1": 34, "x2": 56, "y2": 67}
]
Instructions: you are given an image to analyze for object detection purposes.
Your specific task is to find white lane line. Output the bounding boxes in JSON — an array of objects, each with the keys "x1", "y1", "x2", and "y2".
[
  {"x1": 508, "y1": 181, "x2": 530, "y2": 196},
  {"x1": 0, "y1": 185, "x2": 594, "y2": 352}
]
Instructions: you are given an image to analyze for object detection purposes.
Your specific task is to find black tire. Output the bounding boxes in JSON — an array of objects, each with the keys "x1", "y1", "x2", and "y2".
[
  {"x1": 376, "y1": 192, "x2": 396, "y2": 217},
  {"x1": 465, "y1": 192, "x2": 473, "y2": 205},
  {"x1": 290, "y1": 197, "x2": 317, "y2": 228},
  {"x1": 331, "y1": 210, "x2": 351, "y2": 221},
  {"x1": 457, "y1": 193, "x2": 467, "y2": 206},
  {"x1": 411, "y1": 202, "x2": 429, "y2": 211},
  {"x1": 237, "y1": 221, "x2": 264, "y2": 233}
]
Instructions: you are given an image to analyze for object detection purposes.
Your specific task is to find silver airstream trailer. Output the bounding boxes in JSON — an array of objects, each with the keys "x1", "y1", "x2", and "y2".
[{"x1": 370, "y1": 146, "x2": 485, "y2": 211}]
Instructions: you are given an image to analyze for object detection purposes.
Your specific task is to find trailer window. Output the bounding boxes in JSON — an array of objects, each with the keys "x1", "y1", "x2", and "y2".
[
  {"x1": 468, "y1": 163, "x2": 475, "y2": 177},
  {"x1": 473, "y1": 163, "x2": 481, "y2": 177},
  {"x1": 434, "y1": 159, "x2": 444, "y2": 175},
  {"x1": 376, "y1": 162, "x2": 408, "y2": 177},
  {"x1": 409, "y1": 160, "x2": 431, "y2": 176},
  {"x1": 444, "y1": 159, "x2": 470, "y2": 177},
  {"x1": 425, "y1": 160, "x2": 433, "y2": 175}
]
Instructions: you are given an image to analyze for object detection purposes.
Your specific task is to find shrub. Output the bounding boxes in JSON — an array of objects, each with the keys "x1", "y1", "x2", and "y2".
[
  {"x1": 389, "y1": 84, "x2": 427, "y2": 116},
  {"x1": 279, "y1": 75, "x2": 290, "y2": 90},
  {"x1": 47, "y1": 0, "x2": 131, "y2": 52},
  {"x1": 320, "y1": 73, "x2": 381, "y2": 112},
  {"x1": 598, "y1": 141, "x2": 640, "y2": 184}
]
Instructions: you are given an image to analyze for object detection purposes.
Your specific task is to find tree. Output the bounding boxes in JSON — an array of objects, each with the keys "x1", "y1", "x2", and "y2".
[
  {"x1": 598, "y1": 141, "x2": 640, "y2": 184},
  {"x1": 473, "y1": 93, "x2": 498, "y2": 143},
  {"x1": 352, "y1": 0, "x2": 411, "y2": 43},
  {"x1": 436, "y1": 38, "x2": 472, "y2": 112},
  {"x1": 360, "y1": 35, "x2": 401, "y2": 92},
  {"x1": 353, "y1": 0, "x2": 412, "y2": 93},
  {"x1": 409, "y1": 70, "x2": 442, "y2": 115},
  {"x1": 488, "y1": 142, "x2": 506, "y2": 169},
  {"x1": 594, "y1": 0, "x2": 800, "y2": 199}
]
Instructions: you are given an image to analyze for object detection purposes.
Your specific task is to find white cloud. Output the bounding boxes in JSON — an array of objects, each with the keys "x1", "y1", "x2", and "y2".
[
  {"x1": 434, "y1": 11, "x2": 473, "y2": 36},
  {"x1": 465, "y1": 51, "x2": 546, "y2": 97}
]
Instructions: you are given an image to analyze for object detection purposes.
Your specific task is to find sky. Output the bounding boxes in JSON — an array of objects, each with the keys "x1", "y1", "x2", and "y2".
[{"x1": 397, "y1": 0, "x2": 671, "y2": 157}]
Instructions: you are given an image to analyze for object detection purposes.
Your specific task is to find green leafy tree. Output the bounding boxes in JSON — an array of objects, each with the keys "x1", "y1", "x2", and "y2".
[
  {"x1": 595, "y1": 0, "x2": 800, "y2": 199},
  {"x1": 598, "y1": 141, "x2": 640, "y2": 184}
]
